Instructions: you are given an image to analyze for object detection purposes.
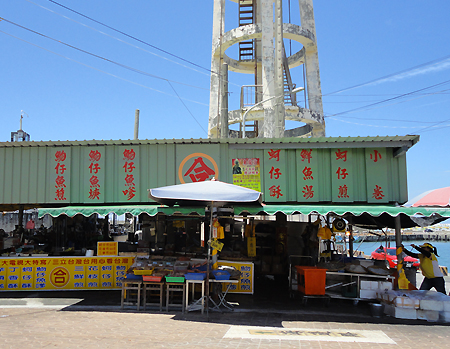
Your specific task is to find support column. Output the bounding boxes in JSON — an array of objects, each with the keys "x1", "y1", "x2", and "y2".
[
  {"x1": 219, "y1": 63, "x2": 229, "y2": 138},
  {"x1": 274, "y1": 0, "x2": 285, "y2": 138},
  {"x1": 299, "y1": 0, "x2": 325, "y2": 136},
  {"x1": 18, "y1": 205, "x2": 24, "y2": 229},
  {"x1": 208, "y1": 0, "x2": 225, "y2": 138},
  {"x1": 260, "y1": 0, "x2": 276, "y2": 138},
  {"x1": 254, "y1": 0, "x2": 264, "y2": 134},
  {"x1": 395, "y1": 215, "x2": 405, "y2": 285}
]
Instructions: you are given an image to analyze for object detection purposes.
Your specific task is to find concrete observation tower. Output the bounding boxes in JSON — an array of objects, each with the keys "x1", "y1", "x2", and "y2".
[{"x1": 208, "y1": 0, "x2": 325, "y2": 139}]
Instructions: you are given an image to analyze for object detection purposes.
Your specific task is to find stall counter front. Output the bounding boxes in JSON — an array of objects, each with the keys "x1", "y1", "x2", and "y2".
[{"x1": 0, "y1": 256, "x2": 134, "y2": 291}]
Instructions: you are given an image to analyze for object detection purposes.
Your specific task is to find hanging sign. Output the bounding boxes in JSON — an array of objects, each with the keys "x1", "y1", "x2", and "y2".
[
  {"x1": 97, "y1": 242, "x2": 118, "y2": 256},
  {"x1": 210, "y1": 239, "x2": 224, "y2": 252},
  {"x1": 247, "y1": 237, "x2": 256, "y2": 257}
]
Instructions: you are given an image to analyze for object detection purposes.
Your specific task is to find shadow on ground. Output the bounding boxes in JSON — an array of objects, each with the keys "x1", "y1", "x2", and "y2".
[{"x1": 1, "y1": 276, "x2": 449, "y2": 327}]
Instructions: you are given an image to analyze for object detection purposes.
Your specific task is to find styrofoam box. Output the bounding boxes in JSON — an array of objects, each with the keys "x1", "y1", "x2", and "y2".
[
  {"x1": 360, "y1": 290, "x2": 377, "y2": 299},
  {"x1": 384, "y1": 304, "x2": 417, "y2": 320},
  {"x1": 420, "y1": 298, "x2": 444, "y2": 312},
  {"x1": 444, "y1": 300, "x2": 450, "y2": 312},
  {"x1": 360, "y1": 281, "x2": 378, "y2": 290},
  {"x1": 394, "y1": 296, "x2": 420, "y2": 309},
  {"x1": 439, "y1": 311, "x2": 450, "y2": 323},
  {"x1": 379, "y1": 281, "x2": 393, "y2": 290},
  {"x1": 417, "y1": 309, "x2": 439, "y2": 322}
]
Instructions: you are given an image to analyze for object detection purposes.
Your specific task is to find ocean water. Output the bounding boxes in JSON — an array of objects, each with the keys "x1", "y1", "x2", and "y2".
[{"x1": 350, "y1": 240, "x2": 450, "y2": 268}]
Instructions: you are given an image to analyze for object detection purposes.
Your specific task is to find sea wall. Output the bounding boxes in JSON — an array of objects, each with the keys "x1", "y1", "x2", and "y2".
[{"x1": 354, "y1": 232, "x2": 450, "y2": 243}]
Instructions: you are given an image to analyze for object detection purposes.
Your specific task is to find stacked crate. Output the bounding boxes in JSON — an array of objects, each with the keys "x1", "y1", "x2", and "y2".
[{"x1": 377, "y1": 290, "x2": 450, "y2": 322}]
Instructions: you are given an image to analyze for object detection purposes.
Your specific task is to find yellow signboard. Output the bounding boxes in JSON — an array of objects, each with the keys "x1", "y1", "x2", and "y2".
[
  {"x1": 210, "y1": 239, "x2": 224, "y2": 252},
  {"x1": 247, "y1": 237, "x2": 256, "y2": 257},
  {"x1": 217, "y1": 260, "x2": 254, "y2": 294},
  {"x1": 97, "y1": 241, "x2": 118, "y2": 256},
  {"x1": 0, "y1": 257, "x2": 134, "y2": 291}
]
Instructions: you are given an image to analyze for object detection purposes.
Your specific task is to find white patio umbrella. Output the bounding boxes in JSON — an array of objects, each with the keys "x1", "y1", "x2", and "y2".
[
  {"x1": 148, "y1": 180, "x2": 262, "y2": 207},
  {"x1": 148, "y1": 179, "x2": 262, "y2": 316}
]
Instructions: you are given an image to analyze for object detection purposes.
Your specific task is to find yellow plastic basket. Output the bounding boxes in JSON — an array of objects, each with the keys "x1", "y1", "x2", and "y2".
[{"x1": 133, "y1": 268, "x2": 154, "y2": 276}]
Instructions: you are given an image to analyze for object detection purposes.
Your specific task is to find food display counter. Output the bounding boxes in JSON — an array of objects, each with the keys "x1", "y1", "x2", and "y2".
[{"x1": 325, "y1": 271, "x2": 395, "y2": 304}]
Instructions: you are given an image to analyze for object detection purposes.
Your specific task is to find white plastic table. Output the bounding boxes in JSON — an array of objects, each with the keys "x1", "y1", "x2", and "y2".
[
  {"x1": 185, "y1": 279, "x2": 205, "y2": 314},
  {"x1": 209, "y1": 279, "x2": 239, "y2": 312},
  {"x1": 185, "y1": 278, "x2": 239, "y2": 313}
]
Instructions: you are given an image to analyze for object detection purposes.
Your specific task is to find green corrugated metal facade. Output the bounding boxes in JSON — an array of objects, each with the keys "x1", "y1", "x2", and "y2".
[{"x1": 0, "y1": 136, "x2": 419, "y2": 209}]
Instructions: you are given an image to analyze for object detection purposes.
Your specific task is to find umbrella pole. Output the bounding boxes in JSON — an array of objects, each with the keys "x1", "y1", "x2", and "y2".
[{"x1": 206, "y1": 202, "x2": 214, "y2": 320}]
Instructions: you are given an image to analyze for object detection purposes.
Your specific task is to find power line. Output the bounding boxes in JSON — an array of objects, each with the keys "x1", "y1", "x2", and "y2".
[
  {"x1": 324, "y1": 54, "x2": 450, "y2": 96},
  {"x1": 25, "y1": 0, "x2": 217, "y2": 82},
  {"x1": 325, "y1": 88, "x2": 450, "y2": 120},
  {"x1": 325, "y1": 79, "x2": 450, "y2": 119},
  {"x1": 1, "y1": 17, "x2": 209, "y2": 91},
  {"x1": 167, "y1": 81, "x2": 208, "y2": 135},
  {"x1": 0, "y1": 30, "x2": 209, "y2": 108},
  {"x1": 46, "y1": 0, "x2": 217, "y2": 76},
  {"x1": 323, "y1": 92, "x2": 450, "y2": 98},
  {"x1": 414, "y1": 115, "x2": 450, "y2": 134},
  {"x1": 327, "y1": 117, "x2": 430, "y2": 130}
]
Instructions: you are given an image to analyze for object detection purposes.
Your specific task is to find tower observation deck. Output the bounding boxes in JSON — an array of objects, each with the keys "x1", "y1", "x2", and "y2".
[{"x1": 208, "y1": 0, "x2": 325, "y2": 139}]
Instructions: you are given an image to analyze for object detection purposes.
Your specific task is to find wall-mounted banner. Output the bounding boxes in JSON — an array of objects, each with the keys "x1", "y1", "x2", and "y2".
[
  {"x1": 232, "y1": 158, "x2": 261, "y2": 192},
  {"x1": 119, "y1": 146, "x2": 140, "y2": 202},
  {"x1": 49, "y1": 148, "x2": 71, "y2": 202},
  {"x1": 264, "y1": 149, "x2": 286, "y2": 202},
  {"x1": 331, "y1": 148, "x2": 353, "y2": 202},
  {"x1": 297, "y1": 148, "x2": 318, "y2": 202},
  {"x1": 366, "y1": 148, "x2": 389, "y2": 203},
  {"x1": 84, "y1": 147, "x2": 105, "y2": 203}
]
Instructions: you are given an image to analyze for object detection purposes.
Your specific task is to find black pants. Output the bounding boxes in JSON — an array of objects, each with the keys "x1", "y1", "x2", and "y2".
[{"x1": 420, "y1": 277, "x2": 446, "y2": 294}]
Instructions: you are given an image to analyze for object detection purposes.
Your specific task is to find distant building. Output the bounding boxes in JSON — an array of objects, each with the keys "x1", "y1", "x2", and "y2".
[
  {"x1": 11, "y1": 129, "x2": 30, "y2": 142},
  {"x1": 11, "y1": 111, "x2": 31, "y2": 142}
]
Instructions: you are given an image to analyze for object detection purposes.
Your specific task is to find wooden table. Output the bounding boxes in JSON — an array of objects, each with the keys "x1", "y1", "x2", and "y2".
[
  {"x1": 166, "y1": 282, "x2": 185, "y2": 312},
  {"x1": 121, "y1": 280, "x2": 142, "y2": 311},
  {"x1": 142, "y1": 281, "x2": 165, "y2": 311}
]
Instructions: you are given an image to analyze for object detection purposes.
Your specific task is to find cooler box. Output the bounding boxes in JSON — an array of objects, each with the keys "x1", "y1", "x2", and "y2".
[{"x1": 295, "y1": 266, "x2": 326, "y2": 295}]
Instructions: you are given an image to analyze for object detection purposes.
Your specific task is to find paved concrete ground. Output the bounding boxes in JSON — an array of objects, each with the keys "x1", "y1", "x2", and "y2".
[
  {"x1": 1, "y1": 288, "x2": 450, "y2": 349},
  {"x1": 1, "y1": 271, "x2": 449, "y2": 348},
  {"x1": 0, "y1": 304, "x2": 449, "y2": 348}
]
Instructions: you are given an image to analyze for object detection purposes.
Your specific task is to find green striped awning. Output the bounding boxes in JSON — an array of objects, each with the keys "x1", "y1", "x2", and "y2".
[
  {"x1": 233, "y1": 204, "x2": 450, "y2": 217},
  {"x1": 38, "y1": 205, "x2": 205, "y2": 218},
  {"x1": 39, "y1": 204, "x2": 450, "y2": 220}
]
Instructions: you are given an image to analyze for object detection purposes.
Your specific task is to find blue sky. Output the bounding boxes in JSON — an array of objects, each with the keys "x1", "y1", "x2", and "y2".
[{"x1": 1, "y1": 0, "x2": 449, "y2": 200}]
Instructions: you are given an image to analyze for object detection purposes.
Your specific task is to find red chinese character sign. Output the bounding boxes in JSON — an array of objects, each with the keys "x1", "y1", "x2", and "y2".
[
  {"x1": 264, "y1": 149, "x2": 286, "y2": 202},
  {"x1": 119, "y1": 146, "x2": 139, "y2": 202},
  {"x1": 331, "y1": 148, "x2": 353, "y2": 202},
  {"x1": 365, "y1": 148, "x2": 389, "y2": 203},
  {"x1": 49, "y1": 148, "x2": 71, "y2": 202},
  {"x1": 84, "y1": 147, "x2": 105, "y2": 203},
  {"x1": 178, "y1": 152, "x2": 219, "y2": 184},
  {"x1": 232, "y1": 158, "x2": 261, "y2": 192},
  {"x1": 297, "y1": 148, "x2": 319, "y2": 202}
]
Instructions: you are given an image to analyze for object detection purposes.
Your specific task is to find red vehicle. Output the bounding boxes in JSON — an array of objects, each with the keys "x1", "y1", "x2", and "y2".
[{"x1": 371, "y1": 247, "x2": 420, "y2": 269}]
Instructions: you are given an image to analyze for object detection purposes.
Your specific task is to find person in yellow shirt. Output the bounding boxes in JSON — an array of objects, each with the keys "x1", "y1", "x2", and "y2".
[{"x1": 402, "y1": 242, "x2": 446, "y2": 294}]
